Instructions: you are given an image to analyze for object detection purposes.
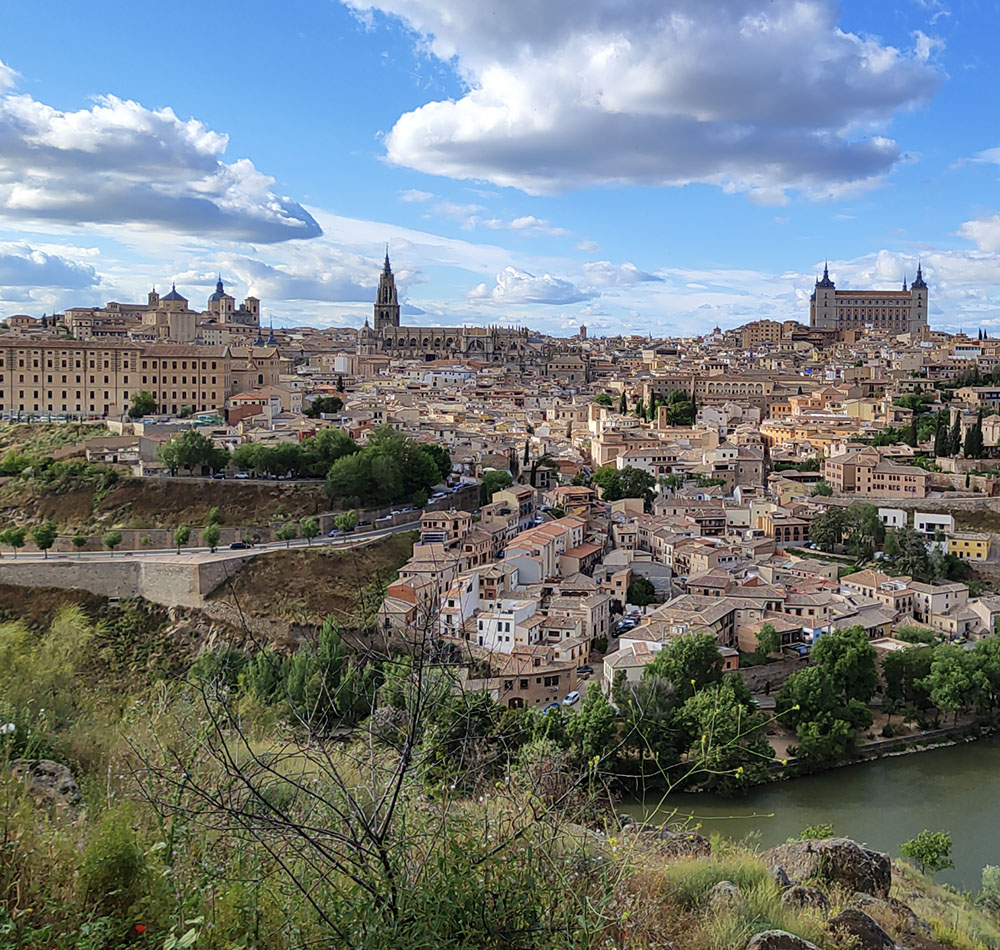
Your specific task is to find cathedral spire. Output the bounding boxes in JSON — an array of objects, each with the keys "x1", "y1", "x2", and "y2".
[{"x1": 383, "y1": 244, "x2": 391, "y2": 275}]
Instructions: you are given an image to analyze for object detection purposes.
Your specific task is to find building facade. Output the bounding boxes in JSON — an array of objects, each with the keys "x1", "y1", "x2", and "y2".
[{"x1": 809, "y1": 263, "x2": 928, "y2": 334}]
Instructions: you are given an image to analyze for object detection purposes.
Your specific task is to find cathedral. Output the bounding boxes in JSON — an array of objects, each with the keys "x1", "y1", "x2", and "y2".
[{"x1": 357, "y1": 251, "x2": 531, "y2": 362}]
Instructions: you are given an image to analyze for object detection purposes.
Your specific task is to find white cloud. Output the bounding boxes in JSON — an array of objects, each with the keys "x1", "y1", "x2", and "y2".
[
  {"x1": 0, "y1": 242, "x2": 99, "y2": 290},
  {"x1": 479, "y1": 214, "x2": 570, "y2": 236},
  {"x1": 0, "y1": 60, "x2": 17, "y2": 92},
  {"x1": 471, "y1": 266, "x2": 595, "y2": 305},
  {"x1": 0, "y1": 91, "x2": 320, "y2": 242},
  {"x1": 399, "y1": 189, "x2": 434, "y2": 202},
  {"x1": 583, "y1": 260, "x2": 662, "y2": 287},
  {"x1": 576, "y1": 239, "x2": 599, "y2": 252},
  {"x1": 346, "y1": 0, "x2": 942, "y2": 198}
]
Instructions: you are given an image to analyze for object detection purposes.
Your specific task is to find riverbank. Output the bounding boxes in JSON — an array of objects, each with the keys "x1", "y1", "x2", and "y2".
[{"x1": 622, "y1": 735, "x2": 1000, "y2": 891}]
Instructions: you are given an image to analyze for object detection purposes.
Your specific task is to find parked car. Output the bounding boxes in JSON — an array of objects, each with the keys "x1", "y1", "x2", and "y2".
[
  {"x1": 211, "y1": 472, "x2": 225, "y2": 480},
  {"x1": 541, "y1": 702, "x2": 561, "y2": 714},
  {"x1": 328, "y1": 529, "x2": 343, "y2": 537},
  {"x1": 229, "y1": 541, "x2": 248, "y2": 550},
  {"x1": 377, "y1": 514, "x2": 392, "y2": 523},
  {"x1": 576, "y1": 665, "x2": 594, "y2": 676},
  {"x1": 562, "y1": 691, "x2": 581, "y2": 706},
  {"x1": 357, "y1": 519, "x2": 372, "y2": 527},
  {"x1": 234, "y1": 471, "x2": 250, "y2": 479}
]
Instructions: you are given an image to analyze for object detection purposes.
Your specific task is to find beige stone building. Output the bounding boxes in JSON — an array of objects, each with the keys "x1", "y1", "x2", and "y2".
[
  {"x1": 823, "y1": 446, "x2": 927, "y2": 498},
  {"x1": 809, "y1": 263, "x2": 928, "y2": 333}
]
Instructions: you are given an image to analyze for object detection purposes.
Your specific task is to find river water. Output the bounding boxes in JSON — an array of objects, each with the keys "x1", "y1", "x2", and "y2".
[{"x1": 623, "y1": 738, "x2": 1000, "y2": 891}]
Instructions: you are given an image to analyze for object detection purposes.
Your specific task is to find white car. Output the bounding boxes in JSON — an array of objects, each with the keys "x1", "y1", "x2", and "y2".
[{"x1": 562, "y1": 690, "x2": 580, "y2": 706}]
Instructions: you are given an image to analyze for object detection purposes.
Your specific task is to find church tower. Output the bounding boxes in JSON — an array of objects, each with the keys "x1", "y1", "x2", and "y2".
[{"x1": 374, "y1": 248, "x2": 400, "y2": 333}]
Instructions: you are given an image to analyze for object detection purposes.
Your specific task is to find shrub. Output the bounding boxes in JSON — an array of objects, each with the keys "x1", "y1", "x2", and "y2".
[
  {"x1": 78, "y1": 806, "x2": 149, "y2": 919},
  {"x1": 659, "y1": 851, "x2": 770, "y2": 908}
]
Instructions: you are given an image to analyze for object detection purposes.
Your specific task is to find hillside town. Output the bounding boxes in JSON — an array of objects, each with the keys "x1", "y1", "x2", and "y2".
[{"x1": 2, "y1": 257, "x2": 1000, "y2": 720}]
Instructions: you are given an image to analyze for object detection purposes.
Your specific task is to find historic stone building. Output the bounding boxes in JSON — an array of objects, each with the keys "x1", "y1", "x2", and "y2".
[
  {"x1": 809, "y1": 263, "x2": 928, "y2": 334},
  {"x1": 358, "y1": 252, "x2": 531, "y2": 362}
]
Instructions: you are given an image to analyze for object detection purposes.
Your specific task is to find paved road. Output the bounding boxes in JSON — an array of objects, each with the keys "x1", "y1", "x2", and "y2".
[{"x1": 0, "y1": 519, "x2": 421, "y2": 564}]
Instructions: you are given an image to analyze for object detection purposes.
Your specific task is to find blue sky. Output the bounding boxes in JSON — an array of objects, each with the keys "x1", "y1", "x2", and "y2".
[{"x1": 0, "y1": 0, "x2": 998, "y2": 336}]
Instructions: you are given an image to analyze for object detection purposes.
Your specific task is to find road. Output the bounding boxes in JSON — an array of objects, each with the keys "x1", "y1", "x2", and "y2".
[{"x1": 0, "y1": 519, "x2": 422, "y2": 564}]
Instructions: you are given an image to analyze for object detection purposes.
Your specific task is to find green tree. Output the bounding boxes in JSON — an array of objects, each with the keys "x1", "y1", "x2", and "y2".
[
  {"x1": 301, "y1": 427, "x2": 358, "y2": 476},
  {"x1": 594, "y1": 393, "x2": 614, "y2": 407},
  {"x1": 173, "y1": 524, "x2": 191, "y2": 554},
  {"x1": 480, "y1": 469, "x2": 513, "y2": 504},
  {"x1": 564, "y1": 685, "x2": 617, "y2": 767},
  {"x1": 644, "y1": 631, "x2": 723, "y2": 703},
  {"x1": 950, "y1": 413, "x2": 963, "y2": 456},
  {"x1": 812, "y1": 479, "x2": 834, "y2": 496},
  {"x1": 965, "y1": 410, "x2": 985, "y2": 459},
  {"x1": 207, "y1": 506, "x2": 223, "y2": 526},
  {"x1": 756, "y1": 622, "x2": 780, "y2": 659},
  {"x1": 617, "y1": 674, "x2": 694, "y2": 770},
  {"x1": 683, "y1": 679, "x2": 773, "y2": 794},
  {"x1": 619, "y1": 391, "x2": 627, "y2": 415},
  {"x1": 843, "y1": 503, "x2": 885, "y2": 563},
  {"x1": 809, "y1": 506, "x2": 848, "y2": 552},
  {"x1": 336, "y1": 374, "x2": 345, "y2": 393},
  {"x1": 300, "y1": 516, "x2": 319, "y2": 545},
  {"x1": 0, "y1": 526, "x2": 26, "y2": 558},
  {"x1": 157, "y1": 428, "x2": 227, "y2": 476},
  {"x1": 128, "y1": 389, "x2": 156, "y2": 420},
  {"x1": 334, "y1": 509, "x2": 358, "y2": 533},
  {"x1": 276, "y1": 523, "x2": 298, "y2": 548},
  {"x1": 30, "y1": 522, "x2": 58, "y2": 559},
  {"x1": 900, "y1": 830, "x2": 955, "y2": 876},
  {"x1": 921, "y1": 645, "x2": 974, "y2": 724},
  {"x1": 203, "y1": 523, "x2": 221, "y2": 553},
  {"x1": 72, "y1": 533, "x2": 88, "y2": 555},
  {"x1": 420, "y1": 443, "x2": 452, "y2": 483},
  {"x1": 304, "y1": 395, "x2": 344, "y2": 417},
  {"x1": 810, "y1": 625, "x2": 879, "y2": 707},
  {"x1": 626, "y1": 576, "x2": 657, "y2": 607},
  {"x1": 102, "y1": 530, "x2": 123, "y2": 555}
]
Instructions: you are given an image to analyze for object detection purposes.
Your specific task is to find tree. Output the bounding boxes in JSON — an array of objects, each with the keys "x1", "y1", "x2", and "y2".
[
  {"x1": 900, "y1": 830, "x2": 955, "y2": 876},
  {"x1": 334, "y1": 509, "x2": 358, "y2": 533},
  {"x1": 564, "y1": 685, "x2": 617, "y2": 766},
  {"x1": 102, "y1": 530, "x2": 123, "y2": 555},
  {"x1": 523, "y1": 439, "x2": 530, "y2": 467},
  {"x1": 594, "y1": 393, "x2": 614, "y2": 407},
  {"x1": 207, "y1": 506, "x2": 223, "y2": 526},
  {"x1": 965, "y1": 410, "x2": 985, "y2": 459},
  {"x1": 336, "y1": 374, "x2": 345, "y2": 393},
  {"x1": 756, "y1": 623, "x2": 780, "y2": 659},
  {"x1": 683, "y1": 679, "x2": 773, "y2": 794},
  {"x1": 809, "y1": 506, "x2": 848, "y2": 552},
  {"x1": 904, "y1": 415, "x2": 918, "y2": 448},
  {"x1": 276, "y1": 523, "x2": 298, "y2": 548},
  {"x1": 810, "y1": 625, "x2": 878, "y2": 707},
  {"x1": 921, "y1": 645, "x2": 974, "y2": 724},
  {"x1": 626, "y1": 576, "x2": 656, "y2": 607},
  {"x1": 304, "y1": 395, "x2": 344, "y2": 418},
  {"x1": 950, "y1": 413, "x2": 963, "y2": 456},
  {"x1": 72, "y1": 533, "x2": 88, "y2": 555},
  {"x1": 480, "y1": 470, "x2": 513, "y2": 504},
  {"x1": 30, "y1": 522, "x2": 57, "y2": 559},
  {"x1": 0, "y1": 526, "x2": 26, "y2": 558},
  {"x1": 843, "y1": 504, "x2": 885, "y2": 563},
  {"x1": 812, "y1": 480, "x2": 833, "y2": 496},
  {"x1": 644, "y1": 631, "x2": 723, "y2": 703},
  {"x1": 619, "y1": 391, "x2": 627, "y2": 415},
  {"x1": 300, "y1": 516, "x2": 319, "y2": 545},
  {"x1": 128, "y1": 389, "x2": 156, "y2": 420},
  {"x1": 203, "y1": 523, "x2": 221, "y2": 553},
  {"x1": 934, "y1": 414, "x2": 949, "y2": 458},
  {"x1": 173, "y1": 524, "x2": 191, "y2": 554},
  {"x1": 157, "y1": 429, "x2": 227, "y2": 476},
  {"x1": 420, "y1": 443, "x2": 452, "y2": 483}
]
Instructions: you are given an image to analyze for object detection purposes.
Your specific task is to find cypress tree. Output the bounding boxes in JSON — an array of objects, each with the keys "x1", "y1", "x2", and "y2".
[
  {"x1": 619, "y1": 391, "x2": 627, "y2": 415},
  {"x1": 950, "y1": 413, "x2": 963, "y2": 456}
]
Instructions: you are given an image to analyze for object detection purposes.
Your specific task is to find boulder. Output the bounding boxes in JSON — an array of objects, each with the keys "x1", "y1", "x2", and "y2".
[
  {"x1": 828, "y1": 908, "x2": 898, "y2": 950},
  {"x1": 852, "y1": 893, "x2": 932, "y2": 936},
  {"x1": 623, "y1": 824, "x2": 711, "y2": 858},
  {"x1": 762, "y1": 838, "x2": 891, "y2": 898},
  {"x1": 10, "y1": 759, "x2": 82, "y2": 808},
  {"x1": 746, "y1": 931, "x2": 821, "y2": 950},
  {"x1": 780, "y1": 885, "x2": 830, "y2": 914},
  {"x1": 707, "y1": 880, "x2": 741, "y2": 910}
]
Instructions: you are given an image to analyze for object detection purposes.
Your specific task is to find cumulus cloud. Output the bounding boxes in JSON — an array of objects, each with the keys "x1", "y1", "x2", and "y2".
[
  {"x1": 0, "y1": 89, "x2": 320, "y2": 242},
  {"x1": 470, "y1": 266, "x2": 595, "y2": 304},
  {"x1": 346, "y1": 0, "x2": 942, "y2": 198},
  {"x1": 0, "y1": 60, "x2": 16, "y2": 92},
  {"x1": 958, "y1": 214, "x2": 1000, "y2": 252},
  {"x1": 583, "y1": 260, "x2": 662, "y2": 287},
  {"x1": 0, "y1": 242, "x2": 98, "y2": 289}
]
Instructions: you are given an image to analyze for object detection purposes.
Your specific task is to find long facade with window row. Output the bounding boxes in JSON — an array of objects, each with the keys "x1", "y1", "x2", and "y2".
[
  {"x1": 0, "y1": 338, "x2": 286, "y2": 417},
  {"x1": 809, "y1": 262, "x2": 928, "y2": 334}
]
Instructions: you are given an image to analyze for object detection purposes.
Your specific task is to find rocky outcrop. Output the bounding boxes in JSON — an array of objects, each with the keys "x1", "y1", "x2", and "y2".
[
  {"x1": 762, "y1": 838, "x2": 891, "y2": 898},
  {"x1": 780, "y1": 885, "x2": 830, "y2": 914},
  {"x1": 852, "y1": 893, "x2": 932, "y2": 937},
  {"x1": 828, "y1": 908, "x2": 898, "y2": 949},
  {"x1": 707, "y1": 880, "x2": 741, "y2": 910},
  {"x1": 746, "y1": 931, "x2": 821, "y2": 950},
  {"x1": 10, "y1": 759, "x2": 82, "y2": 808}
]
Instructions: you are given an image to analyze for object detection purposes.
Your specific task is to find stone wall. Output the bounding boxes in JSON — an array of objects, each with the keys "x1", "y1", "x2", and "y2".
[{"x1": 731, "y1": 654, "x2": 809, "y2": 693}]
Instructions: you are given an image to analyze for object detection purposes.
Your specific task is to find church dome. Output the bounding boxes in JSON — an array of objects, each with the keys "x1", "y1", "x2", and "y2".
[
  {"x1": 162, "y1": 283, "x2": 187, "y2": 302},
  {"x1": 208, "y1": 278, "x2": 228, "y2": 302}
]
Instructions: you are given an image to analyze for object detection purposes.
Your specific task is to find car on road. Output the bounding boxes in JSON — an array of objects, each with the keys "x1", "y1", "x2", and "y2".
[
  {"x1": 576, "y1": 665, "x2": 594, "y2": 676},
  {"x1": 541, "y1": 702, "x2": 561, "y2": 714},
  {"x1": 234, "y1": 472, "x2": 250, "y2": 479},
  {"x1": 211, "y1": 472, "x2": 225, "y2": 479},
  {"x1": 357, "y1": 519, "x2": 372, "y2": 527},
  {"x1": 562, "y1": 691, "x2": 580, "y2": 706},
  {"x1": 377, "y1": 514, "x2": 392, "y2": 523},
  {"x1": 328, "y1": 529, "x2": 343, "y2": 537},
  {"x1": 229, "y1": 541, "x2": 248, "y2": 550}
]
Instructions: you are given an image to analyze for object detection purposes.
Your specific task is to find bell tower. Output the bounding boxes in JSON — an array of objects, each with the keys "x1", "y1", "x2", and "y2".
[{"x1": 374, "y1": 247, "x2": 400, "y2": 333}]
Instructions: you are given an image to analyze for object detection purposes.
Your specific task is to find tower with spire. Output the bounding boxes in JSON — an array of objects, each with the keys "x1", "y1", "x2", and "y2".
[
  {"x1": 809, "y1": 259, "x2": 928, "y2": 334},
  {"x1": 373, "y1": 246, "x2": 400, "y2": 334}
]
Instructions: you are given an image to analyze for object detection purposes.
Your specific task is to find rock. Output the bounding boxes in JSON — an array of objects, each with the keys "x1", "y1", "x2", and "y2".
[
  {"x1": 707, "y1": 880, "x2": 741, "y2": 910},
  {"x1": 762, "y1": 838, "x2": 891, "y2": 898},
  {"x1": 623, "y1": 824, "x2": 711, "y2": 858},
  {"x1": 828, "y1": 908, "x2": 898, "y2": 950},
  {"x1": 780, "y1": 885, "x2": 830, "y2": 914},
  {"x1": 10, "y1": 759, "x2": 82, "y2": 808},
  {"x1": 746, "y1": 931, "x2": 822, "y2": 950},
  {"x1": 852, "y1": 893, "x2": 932, "y2": 936}
]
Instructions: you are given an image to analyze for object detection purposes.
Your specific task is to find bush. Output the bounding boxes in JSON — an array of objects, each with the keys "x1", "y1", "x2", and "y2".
[
  {"x1": 659, "y1": 851, "x2": 770, "y2": 908},
  {"x1": 78, "y1": 806, "x2": 149, "y2": 919},
  {"x1": 979, "y1": 865, "x2": 1000, "y2": 913}
]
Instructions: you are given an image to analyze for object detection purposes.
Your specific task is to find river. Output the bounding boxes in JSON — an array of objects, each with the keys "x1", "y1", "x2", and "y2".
[{"x1": 624, "y1": 737, "x2": 1000, "y2": 891}]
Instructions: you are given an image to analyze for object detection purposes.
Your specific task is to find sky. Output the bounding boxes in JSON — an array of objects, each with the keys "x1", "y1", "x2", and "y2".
[{"x1": 0, "y1": 0, "x2": 999, "y2": 337}]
